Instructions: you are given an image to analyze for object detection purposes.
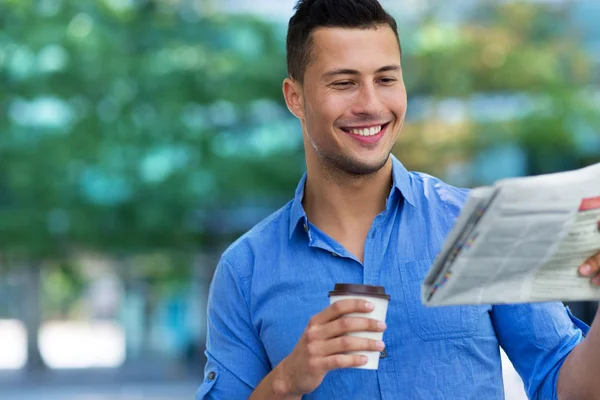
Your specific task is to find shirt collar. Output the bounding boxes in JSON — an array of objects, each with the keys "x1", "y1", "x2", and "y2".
[
  {"x1": 288, "y1": 154, "x2": 415, "y2": 239},
  {"x1": 289, "y1": 173, "x2": 309, "y2": 239},
  {"x1": 390, "y1": 153, "x2": 416, "y2": 207}
]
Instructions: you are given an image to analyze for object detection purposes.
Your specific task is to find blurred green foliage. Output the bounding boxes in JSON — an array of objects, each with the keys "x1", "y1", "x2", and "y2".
[
  {"x1": 1, "y1": 1, "x2": 598, "y2": 262},
  {"x1": 1, "y1": 0, "x2": 304, "y2": 261},
  {"x1": 396, "y1": 1, "x2": 600, "y2": 180}
]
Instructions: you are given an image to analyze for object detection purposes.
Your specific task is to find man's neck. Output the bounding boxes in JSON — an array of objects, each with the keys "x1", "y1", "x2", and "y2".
[{"x1": 303, "y1": 157, "x2": 393, "y2": 234}]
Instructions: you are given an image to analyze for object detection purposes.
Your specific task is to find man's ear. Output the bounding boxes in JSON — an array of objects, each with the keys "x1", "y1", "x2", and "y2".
[{"x1": 282, "y1": 77, "x2": 305, "y2": 120}]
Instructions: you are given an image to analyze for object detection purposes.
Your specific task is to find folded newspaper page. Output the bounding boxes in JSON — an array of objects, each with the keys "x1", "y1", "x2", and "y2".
[{"x1": 423, "y1": 162, "x2": 600, "y2": 306}]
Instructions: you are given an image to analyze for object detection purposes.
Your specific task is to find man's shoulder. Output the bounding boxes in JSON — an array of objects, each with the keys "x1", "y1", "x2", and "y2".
[
  {"x1": 409, "y1": 170, "x2": 471, "y2": 211},
  {"x1": 220, "y1": 199, "x2": 294, "y2": 272},
  {"x1": 407, "y1": 172, "x2": 472, "y2": 245}
]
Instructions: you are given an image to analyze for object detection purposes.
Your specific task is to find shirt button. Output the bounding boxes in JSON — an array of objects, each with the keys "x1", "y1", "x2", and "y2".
[
  {"x1": 379, "y1": 349, "x2": 387, "y2": 359},
  {"x1": 208, "y1": 371, "x2": 216, "y2": 381},
  {"x1": 331, "y1": 252, "x2": 338, "y2": 257},
  {"x1": 303, "y1": 223, "x2": 308, "y2": 232}
]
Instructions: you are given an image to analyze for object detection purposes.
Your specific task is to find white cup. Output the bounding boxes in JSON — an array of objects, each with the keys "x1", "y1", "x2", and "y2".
[{"x1": 328, "y1": 284, "x2": 390, "y2": 370}]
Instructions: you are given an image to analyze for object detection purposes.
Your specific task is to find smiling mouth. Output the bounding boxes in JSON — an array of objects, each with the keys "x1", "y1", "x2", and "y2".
[{"x1": 341, "y1": 123, "x2": 390, "y2": 137}]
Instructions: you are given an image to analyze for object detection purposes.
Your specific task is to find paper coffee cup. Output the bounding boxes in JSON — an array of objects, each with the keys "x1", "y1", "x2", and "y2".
[{"x1": 328, "y1": 283, "x2": 390, "y2": 370}]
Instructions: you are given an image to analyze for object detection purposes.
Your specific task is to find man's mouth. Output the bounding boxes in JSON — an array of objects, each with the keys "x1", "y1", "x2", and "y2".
[
  {"x1": 339, "y1": 122, "x2": 390, "y2": 144},
  {"x1": 341, "y1": 123, "x2": 389, "y2": 137}
]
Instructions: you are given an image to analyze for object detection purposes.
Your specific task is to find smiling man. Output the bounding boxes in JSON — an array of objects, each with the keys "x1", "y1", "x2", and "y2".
[{"x1": 195, "y1": 1, "x2": 600, "y2": 399}]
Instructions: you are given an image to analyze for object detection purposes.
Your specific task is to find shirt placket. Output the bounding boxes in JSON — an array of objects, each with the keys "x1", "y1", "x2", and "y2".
[{"x1": 364, "y1": 205, "x2": 401, "y2": 400}]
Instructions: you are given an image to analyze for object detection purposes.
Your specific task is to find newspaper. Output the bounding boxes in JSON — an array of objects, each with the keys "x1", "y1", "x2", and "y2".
[{"x1": 423, "y1": 162, "x2": 600, "y2": 306}]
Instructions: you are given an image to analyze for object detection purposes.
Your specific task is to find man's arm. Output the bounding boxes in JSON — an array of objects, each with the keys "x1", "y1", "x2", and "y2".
[
  {"x1": 197, "y1": 257, "x2": 386, "y2": 399},
  {"x1": 196, "y1": 258, "x2": 271, "y2": 399},
  {"x1": 557, "y1": 252, "x2": 600, "y2": 400},
  {"x1": 557, "y1": 307, "x2": 600, "y2": 400},
  {"x1": 492, "y1": 301, "x2": 584, "y2": 400}
]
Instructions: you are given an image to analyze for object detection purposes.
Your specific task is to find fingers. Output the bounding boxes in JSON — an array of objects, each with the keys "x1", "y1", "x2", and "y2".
[
  {"x1": 578, "y1": 252, "x2": 600, "y2": 284},
  {"x1": 307, "y1": 316, "x2": 386, "y2": 341},
  {"x1": 309, "y1": 299, "x2": 374, "y2": 326},
  {"x1": 307, "y1": 336, "x2": 385, "y2": 358},
  {"x1": 310, "y1": 354, "x2": 369, "y2": 371},
  {"x1": 301, "y1": 299, "x2": 385, "y2": 375}
]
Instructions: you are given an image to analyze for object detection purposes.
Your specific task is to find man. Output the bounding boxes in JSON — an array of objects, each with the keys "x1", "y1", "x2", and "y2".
[{"x1": 196, "y1": 0, "x2": 600, "y2": 399}]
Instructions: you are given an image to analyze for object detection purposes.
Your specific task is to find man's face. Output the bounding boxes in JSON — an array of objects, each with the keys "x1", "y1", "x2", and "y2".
[{"x1": 299, "y1": 25, "x2": 406, "y2": 175}]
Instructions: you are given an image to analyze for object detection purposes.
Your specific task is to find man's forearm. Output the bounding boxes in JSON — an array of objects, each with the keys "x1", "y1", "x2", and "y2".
[
  {"x1": 557, "y1": 307, "x2": 600, "y2": 400},
  {"x1": 249, "y1": 364, "x2": 302, "y2": 400}
]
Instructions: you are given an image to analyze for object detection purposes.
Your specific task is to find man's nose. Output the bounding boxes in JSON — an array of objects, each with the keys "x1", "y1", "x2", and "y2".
[{"x1": 352, "y1": 83, "x2": 383, "y2": 116}]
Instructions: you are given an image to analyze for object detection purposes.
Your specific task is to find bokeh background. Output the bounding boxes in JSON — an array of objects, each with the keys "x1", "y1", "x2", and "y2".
[{"x1": 0, "y1": 0, "x2": 599, "y2": 398}]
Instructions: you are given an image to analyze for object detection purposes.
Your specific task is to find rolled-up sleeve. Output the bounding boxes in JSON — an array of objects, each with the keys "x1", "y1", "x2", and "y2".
[
  {"x1": 492, "y1": 302, "x2": 588, "y2": 400},
  {"x1": 195, "y1": 257, "x2": 271, "y2": 399}
]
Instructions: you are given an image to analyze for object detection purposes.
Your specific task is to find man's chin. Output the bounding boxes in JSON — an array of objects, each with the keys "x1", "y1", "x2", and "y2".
[{"x1": 332, "y1": 154, "x2": 390, "y2": 176}]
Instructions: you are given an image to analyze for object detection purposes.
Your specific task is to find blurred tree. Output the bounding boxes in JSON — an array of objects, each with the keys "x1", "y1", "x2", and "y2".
[
  {"x1": 396, "y1": 0, "x2": 600, "y2": 180},
  {"x1": 0, "y1": 0, "x2": 302, "y2": 371}
]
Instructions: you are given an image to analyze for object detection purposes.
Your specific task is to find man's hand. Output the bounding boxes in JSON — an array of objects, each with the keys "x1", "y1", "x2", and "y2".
[
  {"x1": 578, "y1": 252, "x2": 600, "y2": 284},
  {"x1": 272, "y1": 299, "x2": 386, "y2": 397}
]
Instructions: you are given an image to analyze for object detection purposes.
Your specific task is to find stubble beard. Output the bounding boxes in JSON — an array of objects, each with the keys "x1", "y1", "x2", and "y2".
[{"x1": 318, "y1": 148, "x2": 390, "y2": 177}]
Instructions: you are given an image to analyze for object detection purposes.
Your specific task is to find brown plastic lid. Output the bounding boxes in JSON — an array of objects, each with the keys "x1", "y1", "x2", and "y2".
[{"x1": 328, "y1": 283, "x2": 390, "y2": 300}]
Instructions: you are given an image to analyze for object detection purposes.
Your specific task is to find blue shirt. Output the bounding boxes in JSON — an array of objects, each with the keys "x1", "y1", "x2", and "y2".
[{"x1": 196, "y1": 155, "x2": 588, "y2": 400}]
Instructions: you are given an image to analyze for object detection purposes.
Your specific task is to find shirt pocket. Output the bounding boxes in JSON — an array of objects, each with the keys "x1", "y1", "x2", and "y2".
[
  {"x1": 195, "y1": 366, "x2": 219, "y2": 400},
  {"x1": 400, "y1": 260, "x2": 480, "y2": 341}
]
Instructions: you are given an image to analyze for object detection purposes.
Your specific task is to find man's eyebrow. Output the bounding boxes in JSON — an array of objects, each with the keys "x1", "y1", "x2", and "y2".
[
  {"x1": 322, "y1": 68, "x2": 360, "y2": 78},
  {"x1": 322, "y1": 65, "x2": 402, "y2": 78},
  {"x1": 376, "y1": 64, "x2": 402, "y2": 73}
]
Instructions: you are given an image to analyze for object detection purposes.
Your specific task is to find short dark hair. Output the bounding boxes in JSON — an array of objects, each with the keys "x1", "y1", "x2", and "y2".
[{"x1": 286, "y1": 0, "x2": 401, "y2": 84}]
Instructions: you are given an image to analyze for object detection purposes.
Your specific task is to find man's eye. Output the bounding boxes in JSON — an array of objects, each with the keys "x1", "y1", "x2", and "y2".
[
  {"x1": 332, "y1": 81, "x2": 353, "y2": 87},
  {"x1": 379, "y1": 78, "x2": 397, "y2": 84}
]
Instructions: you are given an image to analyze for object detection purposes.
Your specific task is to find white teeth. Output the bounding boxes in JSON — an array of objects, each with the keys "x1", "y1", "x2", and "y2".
[{"x1": 349, "y1": 125, "x2": 382, "y2": 136}]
